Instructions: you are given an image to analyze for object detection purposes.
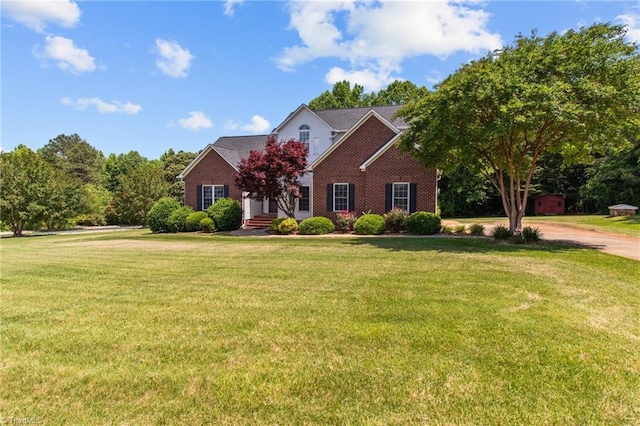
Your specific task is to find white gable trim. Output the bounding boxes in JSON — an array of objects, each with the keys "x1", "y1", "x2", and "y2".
[
  {"x1": 274, "y1": 104, "x2": 330, "y2": 133},
  {"x1": 309, "y1": 109, "x2": 399, "y2": 171},
  {"x1": 176, "y1": 143, "x2": 238, "y2": 179},
  {"x1": 359, "y1": 131, "x2": 405, "y2": 171}
]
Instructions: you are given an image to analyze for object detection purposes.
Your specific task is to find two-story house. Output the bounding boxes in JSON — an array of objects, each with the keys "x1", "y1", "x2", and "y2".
[{"x1": 178, "y1": 104, "x2": 438, "y2": 226}]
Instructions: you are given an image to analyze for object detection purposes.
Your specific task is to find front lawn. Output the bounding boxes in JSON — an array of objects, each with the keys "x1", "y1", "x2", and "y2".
[
  {"x1": 1, "y1": 230, "x2": 639, "y2": 424},
  {"x1": 453, "y1": 214, "x2": 640, "y2": 237}
]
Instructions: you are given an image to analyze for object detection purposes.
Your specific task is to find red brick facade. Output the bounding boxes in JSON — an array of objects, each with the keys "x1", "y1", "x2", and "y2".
[
  {"x1": 183, "y1": 148, "x2": 242, "y2": 210},
  {"x1": 313, "y1": 115, "x2": 437, "y2": 219}
]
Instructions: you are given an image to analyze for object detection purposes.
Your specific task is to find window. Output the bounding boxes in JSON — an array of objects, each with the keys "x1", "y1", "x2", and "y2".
[
  {"x1": 203, "y1": 185, "x2": 225, "y2": 210},
  {"x1": 393, "y1": 183, "x2": 409, "y2": 211},
  {"x1": 333, "y1": 183, "x2": 348, "y2": 211},
  {"x1": 299, "y1": 124, "x2": 310, "y2": 151},
  {"x1": 299, "y1": 186, "x2": 310, "y2": 211}
]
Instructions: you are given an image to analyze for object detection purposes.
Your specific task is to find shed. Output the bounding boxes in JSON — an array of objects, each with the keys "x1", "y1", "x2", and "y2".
[
  {"x1": 534, "y1": 194, "x2": 565, "y2": 215},
  {"x1": 608, "y1": 204, "x2": 638, "y2": 217}
]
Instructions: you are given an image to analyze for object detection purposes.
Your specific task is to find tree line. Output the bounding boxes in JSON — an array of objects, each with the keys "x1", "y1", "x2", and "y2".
[{"x1": 0, "y1": 134, "x2": 196, "y2": 236}]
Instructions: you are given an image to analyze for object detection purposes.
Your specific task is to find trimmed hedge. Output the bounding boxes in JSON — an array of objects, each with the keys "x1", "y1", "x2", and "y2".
[
  {"x1": 147, "y1": 197, "x2": 181, "y2": 233},
  {"x1": 270, "y1": 218, "x2": 286, "y2": 234},
  {"x1": 186, "y1": 211, "x2": 209, "y2": 232},
  {"x1": 167, "y1": 206, "x2": 194, "y2": 233},
  {"x1": 354, "y1": 213, "x2": 386, "y2": 235},
  {"x1": 405, "y1": 212, "x2": 441, "y2": 235},
  {"x1": 207, "y1": 198, "x2": 242, "y2": 231},
  {"x1": 278, "y1": 218, "x2": 299, "y2": 234},
  {"x1": 299, "y1": 216, "x2": 335, "y2": 235}
]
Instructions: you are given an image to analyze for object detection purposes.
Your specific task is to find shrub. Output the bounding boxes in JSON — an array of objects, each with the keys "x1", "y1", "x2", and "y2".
[
  {"x1": 207, "y1": 198, "x2": 242, "y2": 231},
  {"x1": 405, "y1": 212, "x2": 442, "y2": 235},
  {"x1": 299, "y1": 216, "x2": 335, "y2": 235},
  {"x1": 454, "y1": 224, "x2": 467, "y2": 235},
  {"x1": 469, "y1": 223, "x2": 485, "y2": 236},
  {"x1": 522, "y1": 226, "x2": 542, "y2": 243},
  {"x1": 353, "y1": 214, "x2": 386, "y2": 235},
  {"x1": 200, "y1": 217, "x2": 215, "y2": 233},
  {"x1": 278, "y1": 218, "x2": 299, "y2": 234},
  {"x1": 270, "y1": 218, "x2": 286, "y2": 234},
  {"x1": 441, "y1": 225, "x2": 454, "y2": 235},
  {"x1": 186, "y1": 211, "x2": 209, "y2": 232},
  {"x1": 491, "y1": 224, "x2": 512, "y2": 240},
  {"x1": 75, "y1": 213, "x2": 106, "y2": 227},
  {"x1": 336, "y1": 210, "x2": 357, "y2": 233},
  {"x1": 384, "y1": 208, "x2": 409, "y2": 233},
  {"x1": 166, "y1": 206, "x2": 194, "y2": 233},
  {"x1": 147, "y1": 197, "x2": 181, "y2": 233}
]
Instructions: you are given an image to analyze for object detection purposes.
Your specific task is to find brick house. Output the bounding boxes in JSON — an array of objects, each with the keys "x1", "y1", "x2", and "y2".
[{"x1": 178, "y1": 104, "x2": 438, "y2": 225}]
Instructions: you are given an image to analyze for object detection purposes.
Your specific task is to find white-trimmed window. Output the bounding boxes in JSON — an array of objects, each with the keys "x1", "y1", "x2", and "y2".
[
  {"x1": 203, "y1": 185, "x2": 225, "y2": 210},
  {"x1": 393, "y1": 183, "x2": 409, "y2": 211},
  {"x1": 333, "y1": 183, "x2": 349, "y2": 211},
  {"x1": 299, "y1": 186, "x2": 310, "y2": 211},
  {"x1": 299, "y1": 124, "x2": 310, "y2": 151}
]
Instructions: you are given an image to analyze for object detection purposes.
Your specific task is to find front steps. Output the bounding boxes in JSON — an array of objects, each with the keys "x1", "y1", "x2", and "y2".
[{"x1": 244, "y1": 214, "x2": 277, "y2": 229}]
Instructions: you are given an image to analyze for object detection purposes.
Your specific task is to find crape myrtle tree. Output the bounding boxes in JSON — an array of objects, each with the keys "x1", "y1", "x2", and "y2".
[
  {"x1": 399, "y1": 24, "x2": 640, "y2": 233},
  {"x1": 234, "y1": 136, "x2": 308, "y2": 218}
]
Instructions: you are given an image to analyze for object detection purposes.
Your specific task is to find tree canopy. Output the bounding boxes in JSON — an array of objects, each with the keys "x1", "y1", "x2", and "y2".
[
  {"x1": 234, "y1": 136, "x2": 308, "y2": 218},
  {"x1": 399, "y1": 23, "x2": 640, "y2": 232},
  {"x1": 38, "y1": 134, "x2": 105, "y2": 185},
  {"x1": 309, "y1": 80, "x2": 428, "y2": 109}
]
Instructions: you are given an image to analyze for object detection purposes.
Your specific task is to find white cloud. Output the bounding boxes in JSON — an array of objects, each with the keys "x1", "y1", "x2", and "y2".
[
  {"x1": 61, "y1": 97, "x2": 142, "y2": 114},
  {"x1": 34, "y1": 35, "x2": 95, "y2": 73},
  {"x1": 617, "y1": 13, "x2": 640, "y2": 43},
  {"x1": 224, "y1": 115, "x2": 271, "y2": 134},
  {"x1": 277, "y1": 0, "x2": 502, "y2": 90},
  {"x1": 154, "y1": 38, "x2": 194, "y2": 78},
  {"x1": 176, "y1": 111, "x2": 213, "y2": 130},
  {"x1": 2, "y1": 0, "x2": 81, "y2": 32},
  {"x1": 223, "y1": 0, "x2": 244, "y2": 17}
]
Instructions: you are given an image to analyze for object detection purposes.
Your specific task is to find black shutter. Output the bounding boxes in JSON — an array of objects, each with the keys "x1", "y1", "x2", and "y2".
[
  {"x1": 409, "y1": 183, "x2": 417, "y2": 213},
  {"x1": 385, "y1": 183, "x2": 392, "y2": 212},
  {"x1": 223, "y1": 185, "x2": 229, "y2": 198},
  {"x1": 348, "y1": 184, "x2": 355, "y2": 212},
  {"x1": 196, "y1": 185, "x2": 203, "y2": 211},
  {"x1": 327, "y1": 184, "x2": 333, "y2": 212}
]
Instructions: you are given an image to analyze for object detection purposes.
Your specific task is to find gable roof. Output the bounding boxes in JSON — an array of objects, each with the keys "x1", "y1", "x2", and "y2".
[
  {"x1": 359, "y1": 132, "x2": 405, "y2": 171},
  {"x1": 274, "y1": 104, "x2": 327, "y2": 133},
  {"x1": 314, "y1": 104, "x2": 407, "y2": 131},
  {"x1": 309, "y1": 109, "x2": 400, "y2": 171},
  {"x1": 177, "y1": 134, "x2": 268, "y2": 179}
]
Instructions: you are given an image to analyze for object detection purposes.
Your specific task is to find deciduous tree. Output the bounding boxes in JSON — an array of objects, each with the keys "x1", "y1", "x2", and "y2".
[
  {"x1": 400, "y1": 24, "x2": 640, "y2": 233},
  {"x1": 234, "y1": 136, "x2": 308, "y2": 218}
]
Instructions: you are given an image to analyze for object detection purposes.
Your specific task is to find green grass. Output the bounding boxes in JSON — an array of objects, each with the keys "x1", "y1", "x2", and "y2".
[
  {"x1": 453, "y1": 215, "x2": 640, "y2": 237},
  {"x1": 1, "y1": 230, "x2": 639, "y2": 424}
]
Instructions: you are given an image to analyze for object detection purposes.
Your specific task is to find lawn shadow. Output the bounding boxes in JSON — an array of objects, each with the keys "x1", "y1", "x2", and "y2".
[{"x1": 342, "y1": 235, "x2": 603, "y2": 256}]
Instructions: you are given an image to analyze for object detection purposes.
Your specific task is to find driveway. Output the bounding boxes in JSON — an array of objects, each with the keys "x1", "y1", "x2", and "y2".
[{"x1": 445, "y1": 220, "x2": 640, "y2": 262}]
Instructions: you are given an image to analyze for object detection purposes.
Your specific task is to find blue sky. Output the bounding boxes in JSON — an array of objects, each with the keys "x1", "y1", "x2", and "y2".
[{"x1": 2, "y1": 0, "x2": 639, "y2": 160}]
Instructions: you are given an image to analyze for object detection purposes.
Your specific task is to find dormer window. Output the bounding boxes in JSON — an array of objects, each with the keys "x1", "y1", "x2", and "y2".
[{"x1": 299, "y1": 124, "x2": 310, "y2": 151}]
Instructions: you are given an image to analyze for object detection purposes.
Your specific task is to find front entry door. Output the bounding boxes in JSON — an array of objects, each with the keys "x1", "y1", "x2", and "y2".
[{"x1": 268, "y1": 198, "x2": 278, "y2": 214}]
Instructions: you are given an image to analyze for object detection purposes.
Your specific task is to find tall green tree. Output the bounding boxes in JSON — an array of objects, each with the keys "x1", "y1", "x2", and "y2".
[
  {"x1": 580, "y1": 136, "x2": 640, "y2": 211},
  {"x1": 160, "y1": 149, "x2": 197, "y2": 202},
  {"x1": 0, "y1": 145, "x2": 54, "y2": 236},
  {"x1": 309, "y1": 80, "x2": 428, "y2": 109},
  {"x1": 400, "y1": 24, "x2": 640, "y2": 233},
  {"x1": 109, "y1": 161, "x2": 168, "y2": 225},
  {"x1": 38, "y1": 134, "x2": 105, "y2": 185},
  {"x1": 103, "y1": 151, "x2": 147, "y2": 193}
]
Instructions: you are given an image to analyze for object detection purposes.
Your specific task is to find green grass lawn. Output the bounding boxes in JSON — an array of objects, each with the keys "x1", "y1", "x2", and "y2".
[
  {"x1": 453, "y1": 215, "x2": 640, "y2": 237},
  {"x1": 1, "y1": 230, "x2": 639, "y2": 424}
]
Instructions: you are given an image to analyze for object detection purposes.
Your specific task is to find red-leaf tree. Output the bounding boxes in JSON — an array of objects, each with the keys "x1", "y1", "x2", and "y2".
[{"x1": 234, "y1": 136, "x2": 308, "y2": 218}]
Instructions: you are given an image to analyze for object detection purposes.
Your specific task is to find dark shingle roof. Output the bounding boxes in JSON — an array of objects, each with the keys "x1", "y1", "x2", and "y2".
[
  {"x1": 212, "y1": 134, "x2": 269, "y2": 166},
  {"x1": 313, "y1": 105, "x2": 406, "y2": 131}
]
